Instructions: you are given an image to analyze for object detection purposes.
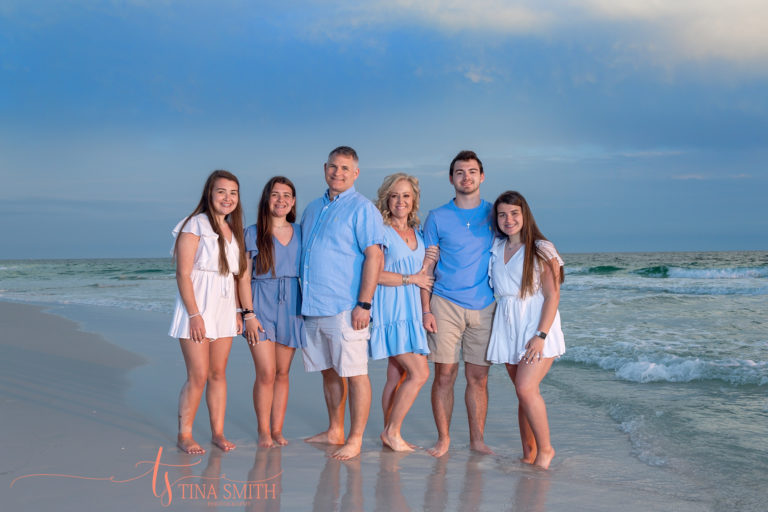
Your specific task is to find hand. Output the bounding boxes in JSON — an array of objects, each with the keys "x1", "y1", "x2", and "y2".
[
  {"x1": 189, "y1": 315, "x2": 206, "y2": 344},
  {"x1": 408, "y1": 272, "x2": 434, "y2": 292},
  {"x1": 243, "y1": 316, "x2": 265, "y2": 346},
  {"x1": 423, "y1": 311, "x2": 437, "y2": 333},
  {"x1": 236, "y1": 314, "x2": 243, "y2": 334},
  {"x1": 522, "y1": 336, "x2": 545, "y2": 364},
  {"x1": 351, "y1": 306, "x2": 370, "y2": 330}
]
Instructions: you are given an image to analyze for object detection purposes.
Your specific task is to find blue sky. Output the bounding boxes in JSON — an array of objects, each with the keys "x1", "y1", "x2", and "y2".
[{"x1": 1, "y1": 0, "x2": 767, "y2": 258}]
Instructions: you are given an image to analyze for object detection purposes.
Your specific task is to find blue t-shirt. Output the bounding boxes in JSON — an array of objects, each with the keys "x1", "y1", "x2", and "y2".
[
  {"x1": 423, "y1": 199, "x2": 495, "y2": 310},
  {"x1": 300, "y1": 186, "x2": 386, "y2": 317}
]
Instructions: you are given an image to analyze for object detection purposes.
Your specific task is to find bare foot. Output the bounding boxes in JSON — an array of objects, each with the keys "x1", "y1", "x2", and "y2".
[
  {"x1": 520, "y1": 455, "x2": 536, "y2": 464},
  {"x1": 212, "y1": 435, "x2": 236, "y2": 452},
  {"x1": 331, "y1": 438, "x2": 362, "y2": 460},
  {"x1": 470, "y1": 440, "x2": 495, "y2": 455},
  {"x1": 427, "y1": 437, "x2": 450, "y2": 458},
  {"x1": 520, "y1": 447, "x2": 537, "y2": 464},
  {"x1": 305, "y1": 429, "x2": 345, "y2": 445},
  {"x1": 257, "y1": 433, "x2": 274, "y2": 448},
  {"x1": 534, "y1": 447, "x2": 555, "y2": 469},
  {"x1": 177, "y1": 435, "x2": 206, "y2": 454},
  {"x1": 380, "y1": 431, "x2": 414, "y2": 452},
  {"x1": 272, "y1": 432, "x2": 289, "y2": 446}
]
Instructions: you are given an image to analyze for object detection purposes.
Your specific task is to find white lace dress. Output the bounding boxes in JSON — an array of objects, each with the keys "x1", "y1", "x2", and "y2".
[
  {"x1": 168, "y1": 213, "x2": 240, "y2": 341},
  {"x1": 486, "y1": 238, "x2": 566, "y2": 364}
]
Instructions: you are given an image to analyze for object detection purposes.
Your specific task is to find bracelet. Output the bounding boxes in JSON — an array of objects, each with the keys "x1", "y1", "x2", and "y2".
[
  {"x1": 189, "y1": 312, "x2": 201, "y2": 319},
  {"x1": 236, "y1": 308, "x2": 243, "y2": 313},
  {"x1": 423, "y1": 311, "x2": 433, "y2": 316},
  {"x1": 241, "y1": 309, "x2": 254, "y2": 315},
  {"x1": 243, "y1": 313, "x2": 256, "y2": 321},
  {"x1": 402, "y1": 274, "x2": 410, "y2": 286}
]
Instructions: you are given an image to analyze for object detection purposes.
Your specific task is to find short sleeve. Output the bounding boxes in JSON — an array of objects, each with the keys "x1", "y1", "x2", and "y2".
[
  {"x1": 423, "y1": 211, "x2": 438, "y2": 247},
  {"x1": 354, "y1": 201, "x2": 386, "y2": 252},
  {"x1": 172, "y1": 214, "x2": 216, "y2": 239},
  {"x1": 244, "y1": 224, "x2": 259, "y2": 260},
  {"x1": 535, "y1": 239, "x2": 564, "y2": 266}
]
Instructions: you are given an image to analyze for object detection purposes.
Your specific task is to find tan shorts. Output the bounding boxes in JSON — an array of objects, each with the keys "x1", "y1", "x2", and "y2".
[
  {"x1": 427, "y1": 295, "x2": 496, "y2": 366},
  {"x1": 302, "y1": 310, "x2": 370, "y2": 377}
]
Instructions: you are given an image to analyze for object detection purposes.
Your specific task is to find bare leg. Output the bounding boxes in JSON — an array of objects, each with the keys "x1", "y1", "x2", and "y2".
[
  {"x1": 506, "y1": 363, "x2": 536, "y2": 463},
  {"x1": 305, "y1": 368, "x2": 347, "y2": 445},
  {"x1": 428, "y1": 362, "x2": 458, "y2": 457},
  {"x1": 271, "y1": 343, "x2": 296, "y2": 445},
  {"x1": 177, "y1": 339, "x2": 209, "y2": 454},
  {"x1": 332, "y1": 374, "x2": 371, "y2": 460},
  {"x1": 513, "y1": 358, "x2": 555, "y2": 469},
  {"x1": 207, "y1": 337, "x2": 235, "y2": 451},
  {"x1": 249, "y1": 340, "x2": 277, "y2": 448},
  {"x1": 381, "y1": 358, "x2": 406, "y2": 426},
  {"x1": 381, "y1": 353, "x2": 429, "y2": 452},
  {"x1": 465, "y1": 362, "x2": 493, "y2": 455}
]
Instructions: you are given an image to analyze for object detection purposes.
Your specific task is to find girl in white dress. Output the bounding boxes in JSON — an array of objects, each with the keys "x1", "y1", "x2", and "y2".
[
  {"x1": 487, "y1": 190, "x2": 565, "y2": 469},
  {"x1": 169, "y1": 170, "x2": 247, "y2": 454}
]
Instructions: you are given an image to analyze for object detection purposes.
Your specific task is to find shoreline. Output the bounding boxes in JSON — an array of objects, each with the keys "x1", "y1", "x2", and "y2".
[{"x1": 1, "y1": 299, "x2": 711, "y2": 511}]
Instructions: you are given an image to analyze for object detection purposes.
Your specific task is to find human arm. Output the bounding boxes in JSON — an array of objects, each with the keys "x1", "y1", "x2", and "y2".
[
  {"x1": 351, "y1": 244, "x2": 384, "y2": 330},
  {"x1": 522, "y1": 259, "x2": 561, "y2": 363},
  {"x1": 235, "y1": 258, "x2": 265, "y2": 345},
  {"x1": 378, "y1": 270, "x2": 434, "y2": 291},
  {"x1": 419, "y1": 243, "x2": 439, "y2": 332},
  {"x1": 175, "y1": 232, "x2": 207, "y2": 343}
]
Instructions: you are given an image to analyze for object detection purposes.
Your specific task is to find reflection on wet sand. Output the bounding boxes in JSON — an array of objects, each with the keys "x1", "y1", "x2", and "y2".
[
  {"x1": 375, "y1": 450, "x2": 413, "y2": 511},
  {"x1": 309, "y1": 443, "x2": 364, "y2": 512},
  {"x1": 423, "y1": 454, "x2": 450, "y2": 511},
  {"x1": 247, "y1": 446, "x2": 283, "y2": 512},
  {"x1": 508, "y1": 472, "x2": 551, "y2": 512}
]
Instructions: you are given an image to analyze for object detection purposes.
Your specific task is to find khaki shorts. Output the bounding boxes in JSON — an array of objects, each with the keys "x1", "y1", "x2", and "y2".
[
  {"x1": 302, "y1": 310, "x2": 370, "y2": 377},
  {"x1": 427, "y1": 295, "x2": 496, "y2": 366}
]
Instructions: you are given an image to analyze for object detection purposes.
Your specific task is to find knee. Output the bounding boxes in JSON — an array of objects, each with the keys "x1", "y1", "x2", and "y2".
[
  {"x1": 466, "y1": 372, "x2": 488, "y2": 389},
  {"x1": 256, "y1": 370, "x2": 276, "y2": 386},
  {"x1": 434, "y1": 370, "x2": 458, "y2": 388},
  {"x1": 515, "y1": 382, "x2": 539, "y2": 402},
  {"x1": 188, "y1": 369, "x2": 208, "y2": 388},
  {"x1": 208, "y1": 368, "x2": 227, "y2": 383},
  {"x1": 409, "y1": 367, "x2": 430, "y2": 388}
]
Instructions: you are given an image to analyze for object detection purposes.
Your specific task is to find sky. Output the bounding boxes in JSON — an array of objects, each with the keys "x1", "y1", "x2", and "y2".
[{"x1": 1, "y1": 0, "x2": 767, "y2": 258}]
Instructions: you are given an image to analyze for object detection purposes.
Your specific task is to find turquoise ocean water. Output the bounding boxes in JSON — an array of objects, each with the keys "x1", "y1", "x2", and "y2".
[{"x1": 1, "y1": 251, "x2": 767, "y2": 510}]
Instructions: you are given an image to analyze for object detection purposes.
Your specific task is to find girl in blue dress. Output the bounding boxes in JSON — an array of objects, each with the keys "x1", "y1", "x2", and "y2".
[
  {"x1": 370, "y1": 173, "x2": 435, "y2": 452},
  {"x1": 237, "y1": 176, "x2": 306, "y2": 448}
]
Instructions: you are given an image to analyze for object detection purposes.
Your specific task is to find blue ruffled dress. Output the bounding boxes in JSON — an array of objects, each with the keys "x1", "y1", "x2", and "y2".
[{"x1": 369, "y1": 225, "x2": 429, "y2": 359}]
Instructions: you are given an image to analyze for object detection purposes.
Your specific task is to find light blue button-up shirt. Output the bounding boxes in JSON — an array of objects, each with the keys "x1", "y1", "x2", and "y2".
[{"x1": 300, "y1": 186, "x2": 385, "y2": 317}]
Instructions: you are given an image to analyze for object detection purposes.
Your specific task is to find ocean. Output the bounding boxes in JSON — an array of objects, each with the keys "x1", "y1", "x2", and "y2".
[{"x1": 1, "y1": 251, "x2": 767, "y2": 510}]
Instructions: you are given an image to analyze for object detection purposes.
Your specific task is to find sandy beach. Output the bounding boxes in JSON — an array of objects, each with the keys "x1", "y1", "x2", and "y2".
[{"x1": 1, "y1": 300, "x2": 714, "y2": 511}]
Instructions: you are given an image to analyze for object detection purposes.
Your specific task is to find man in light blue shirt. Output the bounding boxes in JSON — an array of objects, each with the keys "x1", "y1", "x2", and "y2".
[
  {"x1": 421, "y1": 150, "x2": 496, "y2": 457},
  {"x1": 300, "y1": 146, "x2": 385, "y2": 460}
]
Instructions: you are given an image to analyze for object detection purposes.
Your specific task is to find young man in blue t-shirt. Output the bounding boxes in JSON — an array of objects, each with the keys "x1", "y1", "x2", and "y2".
[{"x1": 421, "y1": 150, "x2": 497, "y2": 457}]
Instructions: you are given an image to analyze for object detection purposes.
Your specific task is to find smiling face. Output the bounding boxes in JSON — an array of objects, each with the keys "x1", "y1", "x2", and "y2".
[
  {"x1": 210, "y1": 178, "x2": 239, "y2": 217},
  {"x1": 268, "y1": 182, "x2": 296, "y2": 219},
  {"x1": 324, "y1": 153, "x2": 359, "y2": 199},
  {"x1": 387, "y1": 179, "x2": 415, "y2": 224},
  {"x1": 496, "y1": 202, "x2": 523, "y2": 240},
  {"x1": 449, "y1": 158, "x2": 484, "y2": 196}
]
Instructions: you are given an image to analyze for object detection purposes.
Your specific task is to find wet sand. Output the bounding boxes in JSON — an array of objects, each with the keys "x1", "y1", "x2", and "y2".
[{"x1": 1, "y1": 301, "x2": 710, "y2": 511}]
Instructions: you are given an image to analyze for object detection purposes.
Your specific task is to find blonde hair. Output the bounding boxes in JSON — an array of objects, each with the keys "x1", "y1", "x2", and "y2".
[{"x1": 375, "y1": 173, "x2": 421, "y2": 228}]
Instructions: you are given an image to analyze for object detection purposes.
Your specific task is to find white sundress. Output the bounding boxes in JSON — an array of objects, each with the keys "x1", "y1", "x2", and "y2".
[
  {"x1": 486, "y1": 238, "x2": 566, "y2": 364},
  {"x1": 168, "y1": 213, "x2": 240, "y2": 341}
]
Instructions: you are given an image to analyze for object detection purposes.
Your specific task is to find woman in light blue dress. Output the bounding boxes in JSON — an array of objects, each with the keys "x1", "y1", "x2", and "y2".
[
  {"x1": 237, "y1": 176, "x2": 305, "y2": 448},
  {"x1": 370, "y1": 173, "x2": 435, "y2": 451}
]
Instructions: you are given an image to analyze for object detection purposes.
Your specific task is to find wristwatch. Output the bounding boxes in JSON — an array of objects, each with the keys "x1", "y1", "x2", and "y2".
[
  {"x1": 356, "y1": 301, "x2": 372, "y2": 310},
  {"x1": 534, "y1": 330, "x2": 547, "y2": 339}
]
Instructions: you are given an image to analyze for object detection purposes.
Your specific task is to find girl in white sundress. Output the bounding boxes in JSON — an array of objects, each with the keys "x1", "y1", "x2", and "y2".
[
  {"x1": 169, "y1": 170, "x2": 247, "y2": 455},
  {"x1": 487, "y1": 190, "x2": 565, "y2": 470}
]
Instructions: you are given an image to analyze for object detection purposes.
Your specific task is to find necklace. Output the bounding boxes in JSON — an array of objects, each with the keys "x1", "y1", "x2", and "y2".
[{"x1": 393, "y1": 225, "x2": 412, "y2": 243}]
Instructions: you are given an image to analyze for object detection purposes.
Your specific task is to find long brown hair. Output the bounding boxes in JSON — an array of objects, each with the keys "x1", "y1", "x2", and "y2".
[
  {"x1": 173, "y1": 170, "x2": 246, "y2": 276},
  {"x1": 375, "y1": 173, "x2": 421, "y2": 228},
  {"x1": 255, "y1": 176, "x2": 297, "y2": 276},
  {"x1": 493, "y1": 190, "x2": 564, "y2": 298}
]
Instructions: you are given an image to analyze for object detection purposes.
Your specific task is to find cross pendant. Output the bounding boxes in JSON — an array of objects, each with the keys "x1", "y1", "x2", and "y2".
[{"x1": 466, "y1": 221, "x2": 471, "y2": 228}]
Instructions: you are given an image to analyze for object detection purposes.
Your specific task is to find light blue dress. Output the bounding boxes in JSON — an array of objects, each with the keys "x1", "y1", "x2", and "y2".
[
  {"x1": 244, "y1": 224, "x2": 306, "y2": 348},
  {"x1": 369, "y1": 225, "x2": 429, "y2": 359}
]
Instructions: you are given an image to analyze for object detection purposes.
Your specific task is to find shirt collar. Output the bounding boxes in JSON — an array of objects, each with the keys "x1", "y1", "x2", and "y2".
[{"x1": 323, "y1": 185, "x2": 357, "y2": 204}]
